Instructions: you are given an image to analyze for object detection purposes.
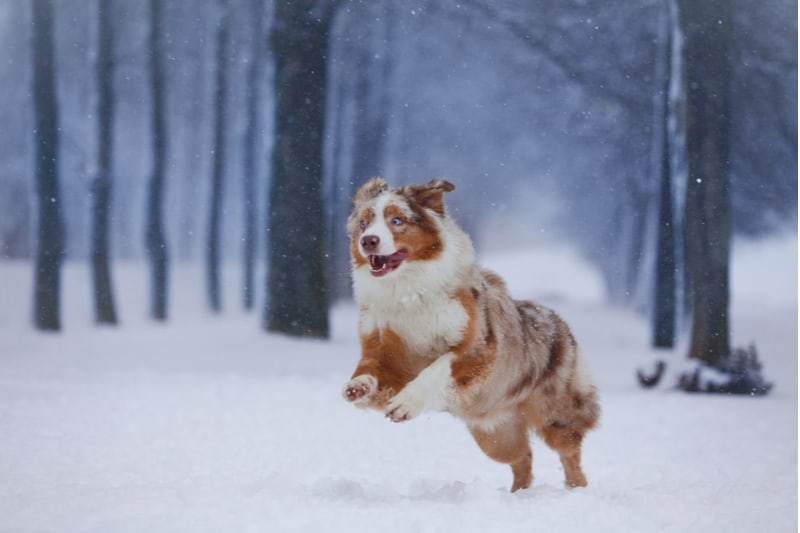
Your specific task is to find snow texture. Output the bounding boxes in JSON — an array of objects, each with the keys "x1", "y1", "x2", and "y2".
[{"x1": 0, "y1": 236, "x2": 796, "y2": 532}]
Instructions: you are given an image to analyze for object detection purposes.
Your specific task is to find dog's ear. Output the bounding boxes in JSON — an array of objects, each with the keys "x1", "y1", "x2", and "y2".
[
  {"x1": 353, "y1": 177, "x2": 389, "y2": 206},
  {"x1": 411, "y1": 179, "x2": 456, "y2": 215}
]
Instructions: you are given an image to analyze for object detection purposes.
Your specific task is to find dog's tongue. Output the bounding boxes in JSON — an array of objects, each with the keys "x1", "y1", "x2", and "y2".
[{"x1": 369, "y1": 251, "x2": 408, "y2": 276}]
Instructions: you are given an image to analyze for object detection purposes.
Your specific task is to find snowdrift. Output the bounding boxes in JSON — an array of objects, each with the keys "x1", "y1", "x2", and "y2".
[{"x1": 0, "y1": 236, "x2": 796, "y2": 532}]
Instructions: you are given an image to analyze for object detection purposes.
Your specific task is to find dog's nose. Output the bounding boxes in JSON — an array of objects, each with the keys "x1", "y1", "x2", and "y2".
[{"x1": 361, "y1": 235, "x2": 380, "y2": 253}]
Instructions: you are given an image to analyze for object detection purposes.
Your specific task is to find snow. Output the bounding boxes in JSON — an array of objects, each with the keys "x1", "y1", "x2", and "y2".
[{"x1": 0, "y1": 235, "x2": 796, "y2": 532}]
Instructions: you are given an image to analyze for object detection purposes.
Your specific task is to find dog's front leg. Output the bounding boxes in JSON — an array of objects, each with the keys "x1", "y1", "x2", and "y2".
[{"x1": 385, "y1": 353, "x2": 456, "y2": 422}]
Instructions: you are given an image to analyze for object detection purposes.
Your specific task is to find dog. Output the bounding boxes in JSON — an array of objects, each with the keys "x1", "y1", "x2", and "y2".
[{"x1": 342, "y1": 178, "x2": 600, "y2": 492}]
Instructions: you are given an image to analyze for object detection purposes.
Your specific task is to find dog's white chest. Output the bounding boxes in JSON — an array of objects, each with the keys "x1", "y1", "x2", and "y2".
[{"x1": 360, "y1": 290, "x2": 468, "y2": 357}]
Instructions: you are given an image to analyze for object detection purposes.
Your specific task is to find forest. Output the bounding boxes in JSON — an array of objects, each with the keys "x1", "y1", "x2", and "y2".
[{"x1": 1, "y1": 0, "x2": 797, "y2": 357}]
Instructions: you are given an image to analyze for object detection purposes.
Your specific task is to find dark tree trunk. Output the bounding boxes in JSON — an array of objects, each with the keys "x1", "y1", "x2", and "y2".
[
  {"x1": 652, "y1": 0, "x2": 675, "y2": 348},
  {"x1": 31, "y1": 0, "x2": 64, "y2": 331},
  {"x1": 653, "y1": 121, "x2": 676, "y2": 347},
  {"x1": 265, "y1": 0, "x2": 336, "y2": 338},
  {"x1": 91, "y1": 0, "x2": 118, "y2": 325},
  {"x1": 242, "y1": 0, "x2": 264, "y2": 311},
  {"x1": 146, "y1": 0, "x2": 169, "y2": 321},
  {"x1": 678, "y1": 0, "x2": 732, "y2": 363},
  {"x1": 207, "y1": 1, "x2": 229, "y2": 313}
]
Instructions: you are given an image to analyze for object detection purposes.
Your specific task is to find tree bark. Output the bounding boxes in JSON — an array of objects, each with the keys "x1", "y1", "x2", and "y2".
[
  {"x1": 265, "y1": 0, "x2": 336, "y2": 338},
  {"x1": 146, "y1": 0, "x2": 169, "y2": 321},
  {"x1": 207, "y1": 1, "x2": 229, "y2": 313},
  {"x1": 242, "y1": 0, "x2": 264, "y2": 311},
  {"x1": 678, "y1": 0, "x2": 732, "y2": 363},
  {"x1": 31, "y1": 0, "x2": 64, "y2": 331},
  {"x1": 652, "y1": 0, "x2": 676, "y2": 348},
  {"x1": 91, "y1": 0, "x2": 118, "y2": 325}
]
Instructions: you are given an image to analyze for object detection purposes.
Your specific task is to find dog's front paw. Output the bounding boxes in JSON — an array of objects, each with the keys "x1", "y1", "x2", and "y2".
[
  {"x1": 343, "y1": 375, "x2": 377, "y2": 404},
  {"x1": 385, "y1": 390, "x2": 424, "y2": 423}
]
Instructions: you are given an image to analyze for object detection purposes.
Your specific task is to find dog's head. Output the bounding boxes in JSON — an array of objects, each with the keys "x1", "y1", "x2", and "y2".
[{"x1": 347, "y1": 178, "x2": 456, "y2": 278}]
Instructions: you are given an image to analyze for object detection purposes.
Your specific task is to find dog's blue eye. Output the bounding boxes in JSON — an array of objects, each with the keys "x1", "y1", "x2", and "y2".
[
  {"x1": 391, "y1": 217, "x2": 403, "y2": 226},
  {"x1": 359, "y1": 220, "x2": 367, "y2": 229}
]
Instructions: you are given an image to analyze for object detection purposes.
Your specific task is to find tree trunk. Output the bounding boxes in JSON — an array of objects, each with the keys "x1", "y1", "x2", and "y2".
[
  {"x1": 678, "y1": 0, "x2": 732, "y2": 364},
  {"x1": 146, "y1": 0, "x2": 169, "y2": 321},
  {"x1": 31, "y1": 0, "x2": 64, "y2": 331},
  {"x1": 652, "y1": 0, "x2": 676, "y2": 348},
  {"x1": 265, "y1": 0, "x2": 336, "y2": 338},
  {"x1": 242, "y1": 0, "x2": 264, "y2": 311},
  {"x1": 91, "y1": 0, "x2": 118, "y2": 325},
  {"x1": 207, "y1": 1, "x2": 229, "y2": 313}
]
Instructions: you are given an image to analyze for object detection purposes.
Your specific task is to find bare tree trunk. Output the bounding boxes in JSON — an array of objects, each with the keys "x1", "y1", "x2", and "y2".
[
  {"x1": 91, "y1": 0, "x2": 118, "y2": 325},
  {"x1": 652, "y1": 0, "x2": 675, "y2": 348},
  {"x1": 265, "y1": 0, "x2": 336, "y2": 338},
  {"x1": 146, "y1": 0, "x2": 169, "y2": 321},
  {"x1": 31, "y1": 0, "x2": 64, "y2": 331},
  {"x1": 242, "y1": 0, "x2": 264, "y2": 311},
  {"x1": 678, "y1": 0, "x2": 732, "y2": 363},
  {"x1": 207, "y1": 0, "x2": 229, "y2": 313}
]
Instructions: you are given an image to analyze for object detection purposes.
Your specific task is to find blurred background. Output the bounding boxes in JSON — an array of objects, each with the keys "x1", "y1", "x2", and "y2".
[{"x1": 0, "y1": 0, "x2": 796, "y2": 339}]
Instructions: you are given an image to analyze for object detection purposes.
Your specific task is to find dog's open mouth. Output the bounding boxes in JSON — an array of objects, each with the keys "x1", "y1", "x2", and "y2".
[{"x1": 369, "y1": 251, "x2": 409, "y2": 277}]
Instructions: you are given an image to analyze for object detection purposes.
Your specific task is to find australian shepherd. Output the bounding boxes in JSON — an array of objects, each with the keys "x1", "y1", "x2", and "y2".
[{"x1": 342, "y1": 178, "x2": 600, "y2": 492}]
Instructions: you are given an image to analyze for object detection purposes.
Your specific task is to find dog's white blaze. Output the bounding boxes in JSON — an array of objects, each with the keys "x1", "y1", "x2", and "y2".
[
  {"x1": 359, "y1": 194, "x2": 397, "y2": 257},
  {"x1": 387, "y1": 353, "x2": 456, "y2": 417}
]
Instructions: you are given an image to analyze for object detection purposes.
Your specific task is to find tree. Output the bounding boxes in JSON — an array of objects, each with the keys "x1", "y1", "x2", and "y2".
[
  {"x1": 91, "y1": 0, "x2": 118, "y2": 325},
  {"x1": 651, "y1": 0, "x2": 677, "y2": 349},
  {"x1": 678, "y1": 0, "x2": 732, "y2": 364},
  {"x1": 31, "y1": 0, "x2": 64, "y2": 331},
  {"x1": 265, "y1": 0, "x2": 337, "y2": 338},
  {"x1": 241, "y1": 0, "x2": 266, "y2": 311},
  {"x1": 207, "y1": 0, "x2": 230, "y2": 313},
  {"x1": 146, "y1": 0, "x2": 169, "y2": 320}
]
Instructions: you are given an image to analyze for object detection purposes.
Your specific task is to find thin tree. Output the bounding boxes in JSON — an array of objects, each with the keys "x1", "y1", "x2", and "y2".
[
  {"x1": 31, "y1": 0, "x2": 64, "y2": 331},
  {"x1": 91, "y1": 0, "x2": 118, "y2": 325},
  {"x1": 207, "y1": 0, "x2": 230, "y2": 313},
  {"x1": 678, "y1": 0, "x2": 732, "y2": 364},
  {"x1": 146, "y1": 0, "x2": 169, "y2": 320},
  {"x1": 651, "y1": 0, "x2": 676, "y2": 348},
  {"x1": 265, "y1": 0, "x2": 337, "y2": 338},
  {"x1": 241, "y1": 0, "x2": 265, "y2": 311}
]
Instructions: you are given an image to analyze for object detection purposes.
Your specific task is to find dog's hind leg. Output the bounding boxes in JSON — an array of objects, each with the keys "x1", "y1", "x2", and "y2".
[
  {"x1": 468, "y1": 414, "x2": 532, "y2": 492},
  {"x1": 540, "y1": 423, "x2": 588, "y2": 488}
]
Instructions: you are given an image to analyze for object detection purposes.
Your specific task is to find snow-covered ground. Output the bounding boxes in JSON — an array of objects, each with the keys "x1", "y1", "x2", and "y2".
[{"x1": 0, "y1": 235, "x2": 796, "y2": 532}]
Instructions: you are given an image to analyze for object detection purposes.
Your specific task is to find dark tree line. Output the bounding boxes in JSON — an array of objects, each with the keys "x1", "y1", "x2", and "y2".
[
  {"x1": 642, "y1": 0, "x2": 775, "y2": 393},
  {"x1": 19, "y1": 0, "x2": 795, "y2": 367}
]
